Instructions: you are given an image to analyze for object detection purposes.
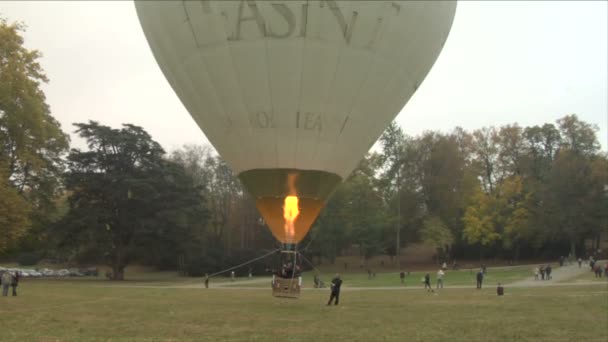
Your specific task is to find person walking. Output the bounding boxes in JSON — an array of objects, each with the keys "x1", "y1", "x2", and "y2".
[
  {"x1": 540, "y1": 265, "x2": 546, "y2": 280},
  {"x1": 1, "y1": 271, "x2": 11, "y2": 296},
  {"x1": 534, "y1": 267, "x2": 539, "y2": 280},
  {"x1": 399, "y1": 271, "x2": 405, "y2": 285},
  {"x1": 578, "y1": 258, "x2": 582, "y2": 268},
  {"x1": 327, "y1": 274, "x2": 342, "y2": 306},
  {"x1": 436, "y1": 269, "x2": 445, "y2": 289},
  {"x1": 545, "y1": 265, "x2": 552, "y2": 280},
  {"x1": 204, "y1": 273, "x2": 209, "y2": 288},
  {"x1": 476, "y1": 269, "x2": 484, "y2": 289},
  {"x1": 10, "y1": 271, "x2": 19, "y2": 296}
]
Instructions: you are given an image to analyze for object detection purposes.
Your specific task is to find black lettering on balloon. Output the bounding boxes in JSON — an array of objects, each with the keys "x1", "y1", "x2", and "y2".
[
  {"x1": 391, "y1": 2, "x2": 401, "y2": 15},
  {"x1": 366, "y1": 17, "x2": 384, "y2": 49},
  {"x1": 339, "y1": 116, "x2": 349, "y2": 134},
  {"x1": 267, "y1": 3, "x2": 296, "y2": 39},
  {"x1": 231, "y1": 0, "x2": 266, "y2": 41},
  {"x1": 251, "y1": 111, "x2": 275, "y2": 128},
  {"x1": 298, "y1": 3, "x2": 309, "y2": 38},
  {"x1": 323, "y1": 0, "x2": 358, "y2": 44},
  {"x1": 304, "y1": 112, "x2": 322, "y2": 132}
]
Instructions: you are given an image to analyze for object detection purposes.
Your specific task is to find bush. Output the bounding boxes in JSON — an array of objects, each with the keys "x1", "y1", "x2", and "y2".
[{"x1": 17, "y1": 252, "x2": 44, "y2": 266}]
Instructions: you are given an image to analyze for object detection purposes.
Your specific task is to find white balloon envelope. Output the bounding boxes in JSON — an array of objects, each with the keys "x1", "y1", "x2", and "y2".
[{"x1": 135, "y1": 0, "x2": 457, "y2": 244}]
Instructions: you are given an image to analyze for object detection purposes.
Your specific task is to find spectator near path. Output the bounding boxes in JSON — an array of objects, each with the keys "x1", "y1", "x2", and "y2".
[
  {"x1": 436, "y1": 269, "x2": 445, "y2": 289},
  {"x1": 476, "y1": 269, "x2": 484, "y2": 289},
  {"x1": 10, "y1": 271, "x2": 19, "y2": 296},
  {"x1": 1, "y1": 271, "x2": 11, "y2": 296},
  {"x1": 327, "y1": 274, "x2": 343, "y2": 306}
]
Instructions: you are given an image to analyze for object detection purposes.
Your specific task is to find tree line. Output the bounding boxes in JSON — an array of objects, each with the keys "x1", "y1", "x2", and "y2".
[{"x1": 1, "y1": 17, "x2": 606, "y2": 279}]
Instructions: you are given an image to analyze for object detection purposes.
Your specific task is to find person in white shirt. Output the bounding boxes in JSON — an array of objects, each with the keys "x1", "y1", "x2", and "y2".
[{"x1": 436, "y1": 269, "x2": 445, "y2": 289}]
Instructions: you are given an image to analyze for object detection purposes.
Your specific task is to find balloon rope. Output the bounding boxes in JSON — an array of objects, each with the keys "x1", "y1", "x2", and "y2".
[
  {"x1": 207, "y1": 248, "x2": 280, "y2": 278},
  {"x1": 297, "y1": 251, "x2": 326, "y2": 285}
]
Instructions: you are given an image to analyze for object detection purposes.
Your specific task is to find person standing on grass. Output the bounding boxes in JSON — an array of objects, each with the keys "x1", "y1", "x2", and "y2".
[
  {"x1": 10, "y1": 271, "x2": 19, "y2": 296},
  {"x1": 436, "y1": 269, "x2": 445, "y2": 289},
  {"x1": 327, "y1": 274, "x2": 342, "y2": 306},
  {"x1": 400, "y1": 271, "x2": 405, "y2": 284},
  {"x1": 533, "y1": 267, "x2": 539, "y2": 280},
  {"x1": 545, "y1": 265, "x2": 552, "y2": 280},
  {"x1": 496, "y1": 283, "x2": 504, "y2": 296},
  {"x1": 476, "y1": 269, "x2": 484, "y2": 289},
  {"x1": 1, "y1": 271, "x2": 11, "y2": 296},
  {"x1": 578, "y1": 258, "x2": 582, "y2": 268},
  {"x1": 424, "y1": 273, "x2": 432, "y2": 291},
  {"x1": 204, "y1": 273, "x2": 209, "y2": 288}
]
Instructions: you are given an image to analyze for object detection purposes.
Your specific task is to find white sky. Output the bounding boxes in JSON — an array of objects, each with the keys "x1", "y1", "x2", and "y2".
[{"x1": 1, "y1": 1, "x2": 607, "y2": 152}]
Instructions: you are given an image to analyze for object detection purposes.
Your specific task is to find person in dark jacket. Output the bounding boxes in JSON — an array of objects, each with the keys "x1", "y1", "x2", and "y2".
[
  {"x1": 539, "y1": 265, "x2": 546, "y2": 280},
  {"x1": 11, "y1": 271, "x2": 19, "y2": 296},
  {"x1": 424, "y1": 273, "x2": 432, "y2": 291},
  {"x1": 476, "y1": 270, "x2": 484, "y2": 289},
  {"x1": 496, "y1": 282, "x2": 504, "y2": 296},
  {"x1": 327, "y1": 274, "x2": 343, "y2": 305},
  {"x1": 545, "y1": 265, "x2": 552, "y2": 280}
]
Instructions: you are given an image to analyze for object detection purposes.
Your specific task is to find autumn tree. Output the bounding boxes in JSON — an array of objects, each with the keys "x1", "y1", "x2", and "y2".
[
  {"x1": 0, "y1": 17, "x2": 70, "y2": 253},
  {"x1": 421, "y1": 216, "x2": 453, "y2": 263}
]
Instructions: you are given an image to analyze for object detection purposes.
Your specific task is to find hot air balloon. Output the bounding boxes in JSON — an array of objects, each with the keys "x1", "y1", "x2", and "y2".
[{"x1": 135, "y1": 0, "x2": 456, "y2": 297}]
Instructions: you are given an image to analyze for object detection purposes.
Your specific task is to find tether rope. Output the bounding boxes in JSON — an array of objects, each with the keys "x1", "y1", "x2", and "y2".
[
  {"x1": 297, "y1": 251, "x2": 326, "y2": 287},
  {"x1": 207, "y1": 248, "x2": 281, "y2": 278}
]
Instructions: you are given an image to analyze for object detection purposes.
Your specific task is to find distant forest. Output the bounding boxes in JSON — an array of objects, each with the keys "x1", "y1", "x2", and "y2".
[{"x1": 1, "y1": 17, "x2": 607, "y2": 279}]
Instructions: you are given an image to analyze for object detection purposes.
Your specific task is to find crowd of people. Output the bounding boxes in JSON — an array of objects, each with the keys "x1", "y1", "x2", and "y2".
[
  {"x1": 533, "y1": 264, "x2": 553, "y2": 280},
  {"x1": 588, "y1": 256, "x2": 607, "y2": 278}
]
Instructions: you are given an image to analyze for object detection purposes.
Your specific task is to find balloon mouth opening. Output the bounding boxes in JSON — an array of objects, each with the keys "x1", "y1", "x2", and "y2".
[
  {"x1": 238, "y1": 169, "x2": 342, "y2": 244},
  {"x1": 256, "y1": 196, "x2": 325, "y2": 244}
]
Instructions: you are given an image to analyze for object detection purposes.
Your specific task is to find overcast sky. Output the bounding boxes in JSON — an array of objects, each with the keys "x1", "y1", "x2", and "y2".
[{"x1": 2, "y1": 1, "x2": 607, "y2": 152}]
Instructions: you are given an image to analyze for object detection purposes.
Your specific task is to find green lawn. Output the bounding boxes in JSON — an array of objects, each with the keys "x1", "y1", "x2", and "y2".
[
  {"x1": 1, "y1": 279, "x2": 606, "y2": 341},
  {"x1": 222, "y1": 266, "x2": 532, "y2": 288}
]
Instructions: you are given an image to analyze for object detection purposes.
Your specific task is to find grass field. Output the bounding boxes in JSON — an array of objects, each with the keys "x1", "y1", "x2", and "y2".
[
  {"x1": 221, "y1": 265, "x2": 533, "y2": 288},
  {"x1": 1, "y1": 277, "x2": 606, "y2": 341}
]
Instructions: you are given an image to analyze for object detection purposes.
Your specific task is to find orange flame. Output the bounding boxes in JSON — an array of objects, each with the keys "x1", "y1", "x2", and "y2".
[{"x1": 283, "y1": 196, "x2": 299, "y2": 241}]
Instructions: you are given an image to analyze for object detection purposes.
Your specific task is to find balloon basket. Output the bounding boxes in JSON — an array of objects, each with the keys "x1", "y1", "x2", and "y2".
[
  {"x1": 272, "y1": 276, "x2": 301, "y2": 299},
  {"x1": 271, "y1": 244, "x2": 302, "y2": 299}
]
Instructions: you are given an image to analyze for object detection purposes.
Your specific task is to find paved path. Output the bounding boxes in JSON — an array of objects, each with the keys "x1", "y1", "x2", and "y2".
[
  {"x1": 88, "y1": 263, "x2": 608, "y2": 290},
  {"x1": 510, "y1": 261, "x2": 602, "y2": 287}
]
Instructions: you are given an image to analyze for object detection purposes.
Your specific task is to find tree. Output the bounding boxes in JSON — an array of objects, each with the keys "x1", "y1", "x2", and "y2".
[
  {"x1": 420, "y1": 216, "x2": 453, "y2": 263},
  {"x1": 542, "y1": 149, "x2": 603, "y2": 257},
  {"x1": 496, "y1": 124, "x2": 526, "y2": 177},
  {"x1": 557, "y1": 114, "x2": 600, "y2": 155},
  {"x1": 462, "y1": 188, "x2": 501, "y2": 259},
  {"x1": 497, "y1": 176, "x2": 534, "y2": 260},
  {"x1": 379, "y1": 122, "x2": 406, "y2": 259},
  {"x1": 0, "y1": 175, "x2": 30, "y2": 252},
  {"x1": 345, "y1": 156, "x2": 388, "y2": 262},
  {"x1": 58, "y1": 121, "x2": 207, "y2": 279},
  {"x1": 0, "y1": 17, "x2": 69, "y2": 250},
  {"x1": 471, "y1": 127, "x2": 499, "y2": 194}
]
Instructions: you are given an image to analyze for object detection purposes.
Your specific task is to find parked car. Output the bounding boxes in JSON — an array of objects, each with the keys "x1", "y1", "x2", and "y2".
[{"x1": 57, "y1": 269, "x2": 70, "y2": 277}]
